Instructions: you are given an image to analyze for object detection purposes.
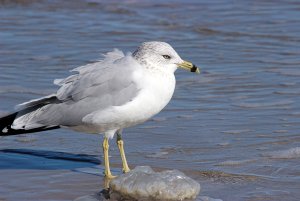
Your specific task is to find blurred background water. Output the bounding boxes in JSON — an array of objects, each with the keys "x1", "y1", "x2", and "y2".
[{"x1": 0, "y1": 0, "x2": 300, "y2": 200}]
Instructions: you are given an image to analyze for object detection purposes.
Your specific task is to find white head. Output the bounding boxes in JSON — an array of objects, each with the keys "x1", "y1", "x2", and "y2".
[{"x1": 133, "y1": 41, "x2": 200, "y2": 74}]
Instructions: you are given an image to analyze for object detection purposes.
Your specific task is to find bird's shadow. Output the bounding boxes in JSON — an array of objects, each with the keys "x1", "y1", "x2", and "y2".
[{"x1": 0, "y1": 148, "x2": 101, "y2": 170}]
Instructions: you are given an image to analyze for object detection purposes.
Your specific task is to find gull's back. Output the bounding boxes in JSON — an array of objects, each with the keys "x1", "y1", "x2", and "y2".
[{"x1": 5, "y1": 49, "x2": 141, "y2": 134}]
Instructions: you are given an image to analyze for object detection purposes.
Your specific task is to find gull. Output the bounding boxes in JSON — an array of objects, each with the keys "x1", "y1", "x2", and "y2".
[{"x1": 0, "y1": 41, "x2": 200, "y2": 178}]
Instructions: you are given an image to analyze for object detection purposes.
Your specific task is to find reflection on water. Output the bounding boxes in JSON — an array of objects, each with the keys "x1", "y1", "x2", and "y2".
[{"x1": 0, "y1": 0, "x2": 300, "y2": 200}]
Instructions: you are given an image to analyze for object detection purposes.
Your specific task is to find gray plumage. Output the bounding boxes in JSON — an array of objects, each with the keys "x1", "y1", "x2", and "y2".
[{"x1": 13, "y1": 49, "x2": 140, "y2": 132}]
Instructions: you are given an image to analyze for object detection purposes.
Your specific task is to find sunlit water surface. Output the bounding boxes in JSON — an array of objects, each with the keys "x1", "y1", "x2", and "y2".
[{"x1": 0, "y1": 0, "x2": 300, "y2": 200}]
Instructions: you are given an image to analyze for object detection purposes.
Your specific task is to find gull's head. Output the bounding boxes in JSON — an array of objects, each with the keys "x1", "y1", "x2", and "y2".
[{"x1": 133, "y1": 41, "x2": 200, "y2": 74}]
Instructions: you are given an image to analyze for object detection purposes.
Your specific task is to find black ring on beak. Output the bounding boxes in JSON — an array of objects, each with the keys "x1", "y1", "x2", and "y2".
[{"x1": 191, "y1": 65, "x2": 198, "y2": 72}]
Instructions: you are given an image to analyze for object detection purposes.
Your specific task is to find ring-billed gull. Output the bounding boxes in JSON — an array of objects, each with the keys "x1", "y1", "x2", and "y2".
[{"x1": 0, "y1": 41, "x2": 200, "y2": 178}]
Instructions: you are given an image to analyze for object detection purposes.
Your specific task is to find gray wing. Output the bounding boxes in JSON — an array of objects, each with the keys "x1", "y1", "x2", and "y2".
[{"x1": 13, "y1": 50, "x2": 141, "y2": 129}]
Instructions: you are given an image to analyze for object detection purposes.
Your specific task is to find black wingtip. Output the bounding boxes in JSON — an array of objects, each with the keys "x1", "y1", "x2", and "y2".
[
  {"x1": 0, "y1": 112, "x2": 17, "y2": 136},
  {"x1": 0, "y1": 112, "x2": 60, "y2": 136},
  {"x1": 1, "y1": 125, "x2": 60, "y2": 136}
]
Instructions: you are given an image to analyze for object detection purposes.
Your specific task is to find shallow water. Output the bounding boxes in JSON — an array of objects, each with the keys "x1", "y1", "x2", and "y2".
[{"x1": 0, "y1": 0, "x2": 300, "y2": 200}]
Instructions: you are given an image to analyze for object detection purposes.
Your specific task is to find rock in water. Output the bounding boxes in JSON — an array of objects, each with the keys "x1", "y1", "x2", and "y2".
[{"x1": 110, "y1": 166, "x2": 200, "y2": 201}]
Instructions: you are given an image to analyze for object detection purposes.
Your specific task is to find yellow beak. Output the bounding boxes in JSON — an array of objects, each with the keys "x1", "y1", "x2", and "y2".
[{"x1": 177, "y1": 60, "x2": 200, "y2": 74}]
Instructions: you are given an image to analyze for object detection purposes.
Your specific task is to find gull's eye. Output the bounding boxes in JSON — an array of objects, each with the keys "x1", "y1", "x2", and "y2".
[{"x1": 162, "y1": 55, "x2": 171, "y2": 59}]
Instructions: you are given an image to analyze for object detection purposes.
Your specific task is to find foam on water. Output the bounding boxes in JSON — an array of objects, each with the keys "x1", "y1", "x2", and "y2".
[
  {"x1": 146, "y1": 151, "x2": 169, "y2": 158},
  {"x1": 216, "y1": 159, "x2": 256, "y2": 167},
  {"x1": 264, "y1": 147, "x2": 300, "y2": 159},
  {"x1": 110, "y1": 166, "x2": 200, "y2": 201}
]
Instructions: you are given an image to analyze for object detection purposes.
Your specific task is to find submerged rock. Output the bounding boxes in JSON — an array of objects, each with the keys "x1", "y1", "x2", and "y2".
[{"x1": 110, "y1": 166, "x2": 200, "y2": 201}]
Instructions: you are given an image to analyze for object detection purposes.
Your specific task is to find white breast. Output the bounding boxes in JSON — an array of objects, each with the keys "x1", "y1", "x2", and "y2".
[
  {"x1": 111, "y1": 69, "x2": 175, "y2": 127},
  {"x1": 133, "y1": 71, "x2": 176, "y2": 122},
  {"x1": 79, "y1": 69, "x2": 176, "y2": 133}
]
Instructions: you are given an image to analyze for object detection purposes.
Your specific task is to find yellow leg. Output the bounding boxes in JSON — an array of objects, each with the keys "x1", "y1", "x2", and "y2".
[
  {"x1": 117, "y1": 132, "x2": 130, "y2": 173},
  {"x1": 102, "y1": 137, "x2": 116, "y2": 179}
]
